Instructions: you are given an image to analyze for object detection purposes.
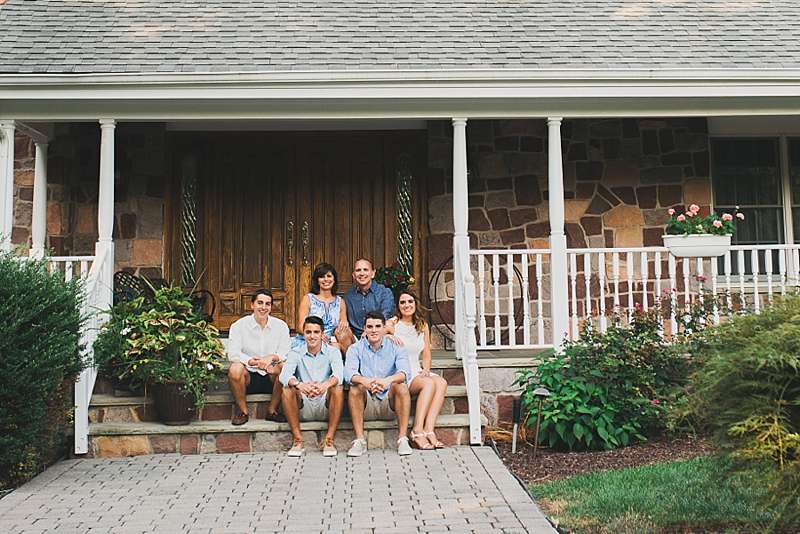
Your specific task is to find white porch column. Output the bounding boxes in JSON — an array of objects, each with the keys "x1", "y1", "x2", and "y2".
[
  {"x1": 452, "y1": 117, "x2": 469, "y2": 356},
  {"x1": 452, "y1": 117, "x2": 482, "y2": 444},
  {"x1": 30, "y1": 140, "x2": 49, "y2": 258},
  {"x1": 96, "y1": 119, "x2": 116, "y2": 304},
  {"x1": 548, "y1": 117, "x2": 570, "y2": 350},
  {"x1": 0, "y1": 120, "x2": 15, "y2": 251}
]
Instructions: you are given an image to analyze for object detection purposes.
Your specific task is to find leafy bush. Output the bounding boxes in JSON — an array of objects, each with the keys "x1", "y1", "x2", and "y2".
[
  {"x1": 517, "y1": 311, "x2": 690, "y2": 450},
  {"x1": 375, "y1": 262, "x2": 416, "y2": 299},
  {"x1": 0, "y1": 250, "x2": 84, "y2": 490},
  {"x1": 687, "y1": 294, "x2": 800, "y2": 528},
  {"x1": 94, "y1": 286, "x2": 225, "y2": 409}
]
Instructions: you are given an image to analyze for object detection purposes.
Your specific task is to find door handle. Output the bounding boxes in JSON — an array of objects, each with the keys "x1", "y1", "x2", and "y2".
[
  {"x1": 286, "y1": 220, "x2": 294, "y2": 266},
  {"x1": 301, "y1": 220, "x2": 310, "y2": 266}
]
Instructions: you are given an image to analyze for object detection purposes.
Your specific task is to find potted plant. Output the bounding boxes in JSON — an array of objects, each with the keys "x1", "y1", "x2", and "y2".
[
  {"x1": 662, "y1": 204, "x2": 745, "y2": 258},
  {"x1": 94, "y1": 285, "x2": 226, "y2": 425},
  {"x1": 375, "y1": 263, "x2": 416, "y2": 299}
]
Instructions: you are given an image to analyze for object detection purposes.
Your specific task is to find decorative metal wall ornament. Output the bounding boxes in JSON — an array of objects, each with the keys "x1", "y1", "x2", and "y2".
[
  {"x1": 179, "y1": 156, "x2": 198, "y2": 288},
  {"x1": 396, "y1": 154, "x2": 414, "y2": 274}
]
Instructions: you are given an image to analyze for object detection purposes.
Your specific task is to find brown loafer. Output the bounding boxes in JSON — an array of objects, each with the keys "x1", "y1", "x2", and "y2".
[{"x1": 231, "y1": 411, "x2": 249, "y2": 426}]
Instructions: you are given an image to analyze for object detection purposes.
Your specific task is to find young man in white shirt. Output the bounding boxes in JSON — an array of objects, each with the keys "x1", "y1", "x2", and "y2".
[{"x1": 227, "y1": 289, "x2": 291, "y2": 425}]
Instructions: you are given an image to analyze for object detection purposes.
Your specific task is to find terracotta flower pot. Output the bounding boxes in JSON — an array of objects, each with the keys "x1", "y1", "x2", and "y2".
[
  {"x1": 151, "y1": 382, "x2": 197, "y2": 425},
  {"x1": 662, "y1": 234, "x2": 731, "y2": 258}
]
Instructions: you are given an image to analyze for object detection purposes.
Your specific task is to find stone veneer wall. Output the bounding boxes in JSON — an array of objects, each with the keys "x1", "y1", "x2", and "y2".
[
  {"x1": 426, "y1": 118, "x2": 712, "y2": 348},
  {"x1": 11, "y1": 123, "x2": 167, "y2": 279}
]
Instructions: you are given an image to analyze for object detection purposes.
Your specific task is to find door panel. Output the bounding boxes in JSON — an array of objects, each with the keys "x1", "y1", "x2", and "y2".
[{"x1": 169, "y1": 131, "x2": 425, "y2": 333}]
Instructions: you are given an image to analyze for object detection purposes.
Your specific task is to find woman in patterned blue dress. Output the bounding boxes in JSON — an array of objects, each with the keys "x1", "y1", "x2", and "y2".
[{"x1": 294, "y1": 262, "x2": 353, "y2": 354}]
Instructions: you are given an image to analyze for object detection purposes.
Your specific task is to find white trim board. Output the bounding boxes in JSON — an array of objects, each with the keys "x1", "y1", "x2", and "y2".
[
  {"x1": 4, "y1": 96, "x2": 800, "y2": 121},
  {"x1": 3, "y1": 68, "x2": 800, "y2": 120}
]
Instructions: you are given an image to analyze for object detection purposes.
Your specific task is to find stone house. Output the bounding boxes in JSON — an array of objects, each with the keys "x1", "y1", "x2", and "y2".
[{"x1": 3, "y1": 1, "x2": 800, "y2": 454}]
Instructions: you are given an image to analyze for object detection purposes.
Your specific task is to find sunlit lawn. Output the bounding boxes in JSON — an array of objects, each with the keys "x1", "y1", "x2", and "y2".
[{"x1": 532, "y1": 456, "x2": 775, "y2": 533}]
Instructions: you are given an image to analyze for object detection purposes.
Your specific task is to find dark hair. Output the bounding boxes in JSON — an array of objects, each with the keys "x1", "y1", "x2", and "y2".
[
  {"x1": 353, "y1": 257, "x2": 374, "y2": 270},
  {"x1": 364, "y1": 310, "x2": 385, "y2": 324},
  {"x1": 395, "y1": 290, "x2": 428, "y2": 334},
  {"x1": 310, "y1": 262, "x2": 339, "y2": 295},
  {"x1": 303, "y1": 315, "x2": 325, "y2": 329},
  {"x1": 251, "y1": 288, "x2": 273, "y2": 303}
]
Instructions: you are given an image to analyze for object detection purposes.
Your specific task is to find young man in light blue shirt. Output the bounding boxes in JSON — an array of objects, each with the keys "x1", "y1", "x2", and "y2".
[
  {"x1": 279, "y1": 315, "x2": 345, "y2": 457},
  {"x1": 344, "y1": 311, "x2": 413, "y2": 456}
]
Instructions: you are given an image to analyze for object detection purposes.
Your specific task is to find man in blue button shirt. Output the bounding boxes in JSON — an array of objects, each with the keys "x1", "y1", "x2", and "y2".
[
  {"x1": 280, "y1": 316, "x2": 345, "y2": 458},
  {"x1": 344, "y1": 311, "x2": 413, "y2": 456},
  {"x1": 343, "y1": 258, "x2": 395, "y2": 338}
]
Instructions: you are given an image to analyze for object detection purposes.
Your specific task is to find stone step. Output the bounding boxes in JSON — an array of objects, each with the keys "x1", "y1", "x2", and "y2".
[
  {"x1": 87, "y1": 414, "x2": 485, "y2": 457},
  {"x1": 89, "y1": 386, "x2": 469, "y2": 423}
]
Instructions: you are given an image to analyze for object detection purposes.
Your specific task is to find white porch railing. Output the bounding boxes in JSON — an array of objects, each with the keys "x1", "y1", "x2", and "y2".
[
  {"x1": 66, "y1": 249, "x2": 111, "y2": 454},
  {"x1": 469, "y1": 244, "x2": 800, "y2": 349},
  {"x1": 470, "y1": 249, "x2": 552, "y2": 349},
  {"x1": 48, "y1": 256, "x2": 93, "y2": 282},
  {"x1": 565, "y1": 244, "x2": 800, "y2": 339}
]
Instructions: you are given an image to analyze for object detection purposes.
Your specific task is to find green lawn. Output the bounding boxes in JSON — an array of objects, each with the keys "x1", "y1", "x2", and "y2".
[{"x1": 532, "y1": 456, "x2": 774, "y2": 533}]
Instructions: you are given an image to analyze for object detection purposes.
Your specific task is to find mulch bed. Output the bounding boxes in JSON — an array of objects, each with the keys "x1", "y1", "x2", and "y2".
[{"x1": 494, "y1": 435, "x2": 716, "y2": 486}]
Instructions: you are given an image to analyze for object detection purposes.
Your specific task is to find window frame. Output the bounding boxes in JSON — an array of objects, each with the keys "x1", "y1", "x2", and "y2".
[{"x1": 709, "y1": 134, "x2": 796, "y2": 245}]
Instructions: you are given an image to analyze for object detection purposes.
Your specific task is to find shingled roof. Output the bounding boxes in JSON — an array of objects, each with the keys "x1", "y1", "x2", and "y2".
[{"x1": 1, "y1": 0, "x2": 799, "y2": 75}]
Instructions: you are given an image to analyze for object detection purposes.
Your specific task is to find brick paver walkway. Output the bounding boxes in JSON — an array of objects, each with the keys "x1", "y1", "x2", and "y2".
[{"x1": 0, "y1": 446, "x2": 554, "y2": 533}]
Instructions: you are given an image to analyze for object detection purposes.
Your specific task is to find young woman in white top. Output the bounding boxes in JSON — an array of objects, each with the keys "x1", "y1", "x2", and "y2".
[{"x1": 386, "y1": 290, "x2": 448, "y2": 449}]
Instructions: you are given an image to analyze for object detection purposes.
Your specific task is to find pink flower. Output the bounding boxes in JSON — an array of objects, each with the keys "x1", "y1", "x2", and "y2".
[
  {"x1": 668, "y1": 208, "x2": 675, "y2": 216},
  {"x1": 689, "y1": 204, "x2": 700, "y2": 214},
  {"x1": 696, "y1": 275, "x2": 707, "y2": 282},
  {"x1": 676, "y1": 214, "x2": 686, "y2": 222},
  {"x1": 713, "y1": 220, "x2": 723, "y2": 228},
  {"x1": 722, "y1": 213, "x2": 733, "y2": 221},
  {"x1": 650, "y1": 399, "x2": 660, "y2": 406},
  {"x1": 686, "y1": 211, "x2": 695, "y2": 218},
  {"x1": 736, "y1": 213, "x2": 745, "y2": 220}
]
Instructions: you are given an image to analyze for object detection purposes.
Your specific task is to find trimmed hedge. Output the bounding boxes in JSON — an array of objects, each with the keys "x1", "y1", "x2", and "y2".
[{"x1": 0, "y1": 250, "x2": 84, "y2": 490}]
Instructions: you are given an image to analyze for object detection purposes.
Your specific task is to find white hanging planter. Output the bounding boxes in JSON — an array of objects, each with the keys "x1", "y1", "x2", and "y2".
[{"x1": 662, "y1": 234, "x2": 732, "y2": 258}]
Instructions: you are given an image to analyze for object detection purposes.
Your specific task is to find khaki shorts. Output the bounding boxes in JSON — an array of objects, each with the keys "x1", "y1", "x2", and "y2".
[
  {"x1": 363, "y1": 394, "x2": 394, "y2": 421},
  {"x1": 299, "y1": 394, "x2": 328, "y2": 422}
]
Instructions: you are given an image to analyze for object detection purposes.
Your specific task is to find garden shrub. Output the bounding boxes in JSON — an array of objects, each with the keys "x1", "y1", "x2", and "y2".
[
  {"x1": 687, "y1": 294, "x2": 800, "y2": 528},
  {"x1": 0, "y1": 250, "x2": 84, "y2": 490},
  {"x1": 517, "y1": 310, "x2": 691, "y2": 450}
]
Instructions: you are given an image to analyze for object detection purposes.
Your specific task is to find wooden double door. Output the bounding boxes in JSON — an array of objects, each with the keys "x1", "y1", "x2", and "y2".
[{"x1": 168, "y1": 131, "x2": 426, "y2": 331}]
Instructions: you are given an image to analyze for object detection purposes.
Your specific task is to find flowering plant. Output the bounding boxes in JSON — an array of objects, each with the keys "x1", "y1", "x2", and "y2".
[
  {"x1": 375, "y1": 263, "x2": 416, "y2": 298},
  {"x1": 94, "y1": 285, "x2": 225, "y2": 409},
  {"x1": 665, "y1": 204, "x2": 745, "y2": 236}
]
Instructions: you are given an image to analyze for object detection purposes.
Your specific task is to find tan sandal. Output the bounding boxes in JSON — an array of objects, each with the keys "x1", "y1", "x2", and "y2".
[
  {"x1": 410, "y1": 431, "x2": 434, "y2": 450},
  {"x1": 426, "y1": 431, "x2": 445, "y2": 449}
]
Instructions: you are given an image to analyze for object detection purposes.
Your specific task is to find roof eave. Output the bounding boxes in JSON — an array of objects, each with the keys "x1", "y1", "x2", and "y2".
[{"x1": 3, "y1": 67, "x2": 800, "y2": 87}]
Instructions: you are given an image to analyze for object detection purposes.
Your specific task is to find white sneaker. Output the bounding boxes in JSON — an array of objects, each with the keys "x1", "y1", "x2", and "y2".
[
  {"x1": 321, "y1": 437, "x2": 337, "y2": 457},
  {"x1": 397, "y1": 436, "x2": 413, "y2": 456},
  {"x1": 287, "y1": 440, "x2": 304, "y2": 458},
  {"x1": 347, "y1": 438, "x2": 367, "y2": 457}
]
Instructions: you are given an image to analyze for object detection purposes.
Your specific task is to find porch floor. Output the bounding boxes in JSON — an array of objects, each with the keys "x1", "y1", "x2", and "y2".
[{"x1": 0, "y1": 447, "x2": 555, "y2": 533}]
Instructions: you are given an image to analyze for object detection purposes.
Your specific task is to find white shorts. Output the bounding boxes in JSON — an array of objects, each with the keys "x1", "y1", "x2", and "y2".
[
  {"x1": 299, "y1": 394, "x2": 329, "y2": 422},
  {"x1": 363, "y1": 394, "x2": 394, "y2": 421}
]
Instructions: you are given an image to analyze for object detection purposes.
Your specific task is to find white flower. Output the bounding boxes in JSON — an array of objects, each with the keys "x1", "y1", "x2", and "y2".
[
  {"x1": 683, "y1": 315, "x2": 692, "y2": 324},
  {"x1": 121, "y1": 327, "x2": 131, "y2": 335},
  {"x1": 206, "y1": 363, "x2": 214, "y2": 370}
]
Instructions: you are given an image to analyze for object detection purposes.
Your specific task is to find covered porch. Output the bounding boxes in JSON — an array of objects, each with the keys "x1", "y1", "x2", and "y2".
[{"x1": 3, "y1": 69, "x2": 800, "y2": 453}]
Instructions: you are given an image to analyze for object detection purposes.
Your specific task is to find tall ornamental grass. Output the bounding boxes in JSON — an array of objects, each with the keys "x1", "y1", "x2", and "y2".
[{"x1": 688, "y1": 294, "x2": 800, "y2": 530}]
